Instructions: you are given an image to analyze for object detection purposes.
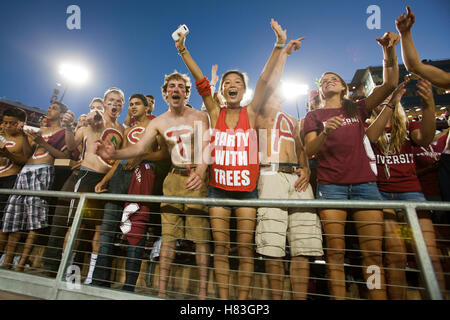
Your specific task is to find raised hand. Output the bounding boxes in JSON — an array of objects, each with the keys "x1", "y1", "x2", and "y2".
[
  {"x1": 376, "y1": 32, "x2": 400, "y2": 48},
  {"x1": 396, "y1": 6, "x2": 415, "y2": 34},
  {"x1": 283, "y1": 37, "x2": 305, "y2": 55},
  {"x1": 95, "y1": 138, "x2": 116, "y2": 160},
  {"x1": 416, "y1": 78, "x2": 434, "y2": 108},
  {"x1": 86, "y1": 110, "x2": 103, "y2": 128},
  {"x1": 270, "y1": 18, "x2": 287, "y2": 45},
  {"x1": 389, "y1": 79, "x2": 410, "y2": 106},
  {"x1": 61, "y1": 110, "x2": 75, "y2": 128},
  {"x1": 211, "y1": 64, "x2": 219, "y2": 87},
  {"x1": 175, "y1": 25, "x2": 187, "y2": 52}
]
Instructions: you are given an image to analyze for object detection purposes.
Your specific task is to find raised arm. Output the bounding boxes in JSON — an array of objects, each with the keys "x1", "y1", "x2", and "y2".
[
  {"x1": 211, "y1": 64, "x2": 219, "y2": 91},
  {"x1": 174, "y1": 28, "x2": 219, "y2": 120},
  {"x1": 62, "y1": 110, "x2": 84, "y2": 151},
  {"x1": 261, "y1": 37, "x2": 306, "y2": 114},
  {"x1": 396, "y1": 6, "x2": 450, "y2": 89},
  {"x1": 364, "y1": 32, "x2": 399, "y2": 111},
  {"x1": 96, "y1": 119, "x2": 159, "y2": 161},
  {"x1": 124, "y1": 134, "x2": 169, "y2": 170},
  {"x1": 366, "y1": 80, "x2": 409, "y2": 143},
  {"x1": 410, "y1": 79, "x2": 436, "y2": 146},
  {"x1": 248, "y1": 19, "x2": 287, "y2": 115}
]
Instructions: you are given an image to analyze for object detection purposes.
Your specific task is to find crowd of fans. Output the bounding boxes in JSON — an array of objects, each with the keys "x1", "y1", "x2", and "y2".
[{"x1": 0, "y1": 6, "x2": 449, "y2": 300}]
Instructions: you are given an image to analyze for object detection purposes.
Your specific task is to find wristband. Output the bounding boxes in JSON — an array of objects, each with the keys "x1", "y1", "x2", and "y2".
[
  {"x1": 383, "y1": 58, "x2": 397, "y2": 68},
  {"x1": 178, "y1": 47, "x2": 188, "y2": 56},
  {"x1": 196, "y1": 77, "x2": 212, "y2": 97},
  {"x1": 274, "y1": 43, "x2": 284, "y2": 49},
  {"x1": 380, "y1": 103, "x2": 395, "y2": 110}
]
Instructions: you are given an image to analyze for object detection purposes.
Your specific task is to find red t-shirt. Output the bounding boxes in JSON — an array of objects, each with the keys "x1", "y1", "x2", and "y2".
[
  {"x1": 303, "y1": 100, "x2": 377, "y2": 185},
  {"x1": 372, "y1": 121, "x2": 422, "y2": 193},
  {"x1": 210, "y1": 106, "x2": 259, "y2": 192},
  {"x1": 413, "y1": 133, "x2": 448, "y2": 196}
]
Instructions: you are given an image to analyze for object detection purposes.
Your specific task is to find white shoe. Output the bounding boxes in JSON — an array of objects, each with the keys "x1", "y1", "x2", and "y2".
[{"x1": 12, "y1": 255, "x2": 21, "y2": 269}]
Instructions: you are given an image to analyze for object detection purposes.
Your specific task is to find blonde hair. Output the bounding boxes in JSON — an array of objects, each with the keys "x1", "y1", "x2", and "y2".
[
  {"x1": 103, "y1": 88, "x2": 125, "y2": 103},
  {"x1": 89, "y1": 97, "x2": 103, "y2": 108},
  {"x1": 161, "y1": 71, "x2": 192, "y2": 104},
  {"x1": 368, "y1": 102, "x2": 408, "y2": 154}
]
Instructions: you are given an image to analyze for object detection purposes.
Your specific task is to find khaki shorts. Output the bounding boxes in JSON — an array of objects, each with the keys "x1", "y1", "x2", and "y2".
[
  {"x1": 161, "y1": 172, "x2": 210, "y2": 243},
  {"x1": 256, "y1": 172, "x2": 323, "y2": 257}
]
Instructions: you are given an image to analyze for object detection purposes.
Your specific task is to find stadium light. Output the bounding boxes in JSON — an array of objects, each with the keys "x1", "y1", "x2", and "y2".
[
  {"x1": 281, "y1": 81, "x2": 309, "y2": 119},
  {"x1": 57, "y1": 62, "x2": 89, "y2": 102},
  {"x1": 59, "y1": 63, "x2": 89, "y2": 85},
  {"x1": 281, "y1": 81, "x2": 309, "y2": 101}
]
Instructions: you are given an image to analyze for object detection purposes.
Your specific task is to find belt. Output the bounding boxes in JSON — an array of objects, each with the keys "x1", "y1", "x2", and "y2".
[
  {"x1": 170, "y1": 166, "x2": 196, "y2": 176},
  {"x1": 277, "y1": 166, "x2": 297, "y2": 174},
  {"x1": 260, "y1": 164, "x2": 298, "y2": 174}
]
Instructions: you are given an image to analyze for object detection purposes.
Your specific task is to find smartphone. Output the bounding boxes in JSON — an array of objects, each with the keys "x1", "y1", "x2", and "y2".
[{"x1": 172, "y1": 24, "x2": 189, "y2": 41}]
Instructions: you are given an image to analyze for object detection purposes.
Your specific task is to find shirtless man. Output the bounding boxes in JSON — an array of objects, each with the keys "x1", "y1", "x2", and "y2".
[
  {"x1": 92, "y1": 93, "x2": 168, "y2": 291},
  {"x1": 40, "y1": 96, "x2": 110, "y2": 276},
  {"x1": 255, "y1": 40, "x2": 323, "y2": 300},
  {"x1": 0, "y1": 108, "x2": 31, "y2": 257},
  {"x1": 59, "y1": 88, "x2": 125, "y2": 282},
  {"x1": 96, "y1": 72, "x2": 211, "y2": 299},
  {"x1": 2, "y1": 102, "x2": 70, "y2": 270}
]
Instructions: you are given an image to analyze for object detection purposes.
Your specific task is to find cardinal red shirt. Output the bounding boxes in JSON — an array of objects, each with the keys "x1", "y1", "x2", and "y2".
[
  {"x1": 303, "y1": 100, "x2": 377, "y2": 185},
  {"x1": 210, "y1": 106, "x2": 259, "y2": 191},
  {"x1": 413, "y1": 132, "x2": 448, "y2": 196},
  {"x1": 372, "y1": 121, "x2": 422, "y2": 193}
]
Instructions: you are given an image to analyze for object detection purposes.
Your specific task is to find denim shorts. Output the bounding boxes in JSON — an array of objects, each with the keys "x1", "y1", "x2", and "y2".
[
  {"x1": 379, "y1": 190, "x2": 426, "y2": 202},
  {"x1": 208, "y1": 186, "x2": 258, "y2": 210},
  {"x1": 317, "y1": 182, "x2": 383, "y2": 200}
]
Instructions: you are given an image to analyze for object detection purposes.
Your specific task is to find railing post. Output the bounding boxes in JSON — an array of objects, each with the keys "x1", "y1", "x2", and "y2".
[
  {"x1": 403, "y1": 204, "x2": 442, "y2": 300},
  {"x1": 50, "y1": 194, "x2": 87, "y2": 300}
]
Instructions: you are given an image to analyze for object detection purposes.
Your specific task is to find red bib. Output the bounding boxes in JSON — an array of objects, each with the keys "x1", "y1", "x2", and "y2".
[{"x1": 210, "y1": 106, "x2": 259, "y2": 191}]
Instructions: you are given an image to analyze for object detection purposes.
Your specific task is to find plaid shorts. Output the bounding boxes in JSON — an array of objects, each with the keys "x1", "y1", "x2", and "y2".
[{"x1": 2, "y1": 164, "x2": 55, "y2": 233}]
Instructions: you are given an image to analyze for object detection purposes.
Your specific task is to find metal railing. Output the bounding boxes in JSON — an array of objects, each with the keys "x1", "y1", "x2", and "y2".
[{"x1": 0, "y1": 188, "x2": 449, "y2": 300}]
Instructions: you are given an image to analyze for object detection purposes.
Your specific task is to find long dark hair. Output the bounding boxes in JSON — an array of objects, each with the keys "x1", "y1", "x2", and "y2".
[{"x1": 319, "y1": 72, "x2": 357, "y2": 118}]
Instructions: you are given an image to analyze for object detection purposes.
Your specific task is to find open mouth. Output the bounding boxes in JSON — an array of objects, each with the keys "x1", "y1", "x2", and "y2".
[
  {"x1": 228, "y1": 89, "x2": 238, "y2": 98},
  {"x1": 111, "y1": 108, "x2": 117, "y2": 113},
  {"x1": 172, "y1": 94, "x2": 181, "y2": 102}
]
